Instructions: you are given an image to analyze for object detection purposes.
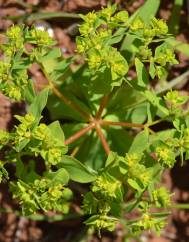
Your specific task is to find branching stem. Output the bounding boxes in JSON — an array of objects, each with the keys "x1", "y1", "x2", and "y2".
[
  {"x1": 95, "y1": 95, "x2": 109, "y2": 119},
  {"x1": 95, "y1": 124, "x2": 110, "y2": 155},
  {"x1": 50, "y1": 83, "x2": 91, "y2": 121},
  {"x1": 147, "y1": 117, "x2": 167, "y2": 127},
  {"x1": 102, "y1": 120, "x2": 145, "y2": 128},
  {"x1": 40, "y1": 63, "x2": 91, "y2": 121},
  {"x1": 64, "y1": 123, "x2": 95, "y2": 145}
]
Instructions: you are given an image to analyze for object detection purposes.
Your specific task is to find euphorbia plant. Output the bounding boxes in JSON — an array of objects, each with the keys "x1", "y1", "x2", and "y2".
[{"x1": 0, "y1": 4, "x2": 189, "y2": 238}]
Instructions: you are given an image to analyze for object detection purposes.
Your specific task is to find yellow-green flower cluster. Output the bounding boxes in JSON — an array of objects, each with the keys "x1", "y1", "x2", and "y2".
[
  {"x1": 87, "y1": 46, "x2": 128, "y2": 81},
  {"x1": 132, "y1": 213, "x2": 166, "y2": 235},
  {"x1": 15, "y1": 113, "x2": 35, "y2": 142},
  {"x1": 165, "y1": 90, "x2": 184, "y2": 105},
  {"x1": 76, "y1": 6, "x2": 129, "y2": 91},
  {"x1": 129, "y1": 164, "x2": 153, "y2": 188},
  {"x1": 151, "y1": 46, "x2": 179, "y2": 79},
  {"x1": 0, "y1": 161, "x2": 8, "y2": 183},
  {"x1": 125, "y1": 153, "x2": 141, "y2": 167},
  {"x1": 0, "y1": 25, "x2": 55, "y2": 101},
  {"x1": 6, "y1": 25, "x2": 24, "y2": 50},
  {"x1": 152, "y1": 187, "x2": 171, "y2": 208},
  {"x1": 130, "y1": 18, "x2": 144, "y2": 31},
  {"x1": 0, "y1": 129, "x2": 10, "y2": 149},
  {"x1": 0, "y1": 62, "x2": 11, "y2": 83},
  {"x1": 131, "y1": 17, "x2": 178, "y2": 78},
  {"x1": 125, "y1": 153, "x2": 153, "y2": 189},
  {"x1": 83, "y1": 172, "x2": 123, "y2": 233},
  {"x1": 14, "y1": 114, "x2": 67, "y2": 167},
  {"x1": 85, "y1": 215, "x2": 117, "y2": 235},
  {"x1": 156, "y1": 145, "x2": 176, "y2": 168},
  {"x1": 91, "y1": 173, "x2": 122, "y2": 202},
  {"x1": 77, "y1": 28, "x2": 112, "y2": 54},
  {"x1": 32, "y1": 123, "x2": 67, "y2": 166},
  {"x1": 108, "y1": 47, "x2": 128, "y2": 81},
  {"x1": 151, "y1": 18, "x2": 168, "y2": 35},
  {"x1": 11, "y1": 178, "x2": 72, "y2": 215},
  {"x1": 77, "y1": 5, "x2": 128, "y2": 53},
  {"x1": 28, "y1": 28, "x2": 54, "y2": 46},
  {"x1": 130, "y1": 17, "x2": 168, "y2": 42},
  {"x1": 164, "y1": 90, "x2": 189, "y2": 116},
  {"x1": 0, "y1": 59, "x2": 29, "y2": 100},
  {"x1": 155, "y1": 49, "x2": 178, "y2": 67},
  {"x1": 78, "y1": 5, "x2": 127, "y2": 41},
  {"x1": 79, "y1": 12, "x2": 98, "y2": 37},
  {"x1": 181, "y1": 128, "x2": 189, "y2": 149},
  {"x1": 83, "y1": 192, "x2": 111, "y2": 216}
]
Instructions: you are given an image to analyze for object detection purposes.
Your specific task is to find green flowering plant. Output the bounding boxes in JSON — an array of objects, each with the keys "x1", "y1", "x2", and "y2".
[{"x1": 0, "y1": 2, "x2": 188, "y2": 239}]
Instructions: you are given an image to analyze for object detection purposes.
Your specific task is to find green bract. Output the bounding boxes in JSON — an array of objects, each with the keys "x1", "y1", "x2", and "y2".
[{"x1": 0, "y1": 4, "x2": 187, "y2": 239}]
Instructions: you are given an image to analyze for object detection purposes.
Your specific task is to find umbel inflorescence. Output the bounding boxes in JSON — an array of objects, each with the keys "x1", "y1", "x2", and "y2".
[{"x1": 0, "y1": 4, "x2": 188, "y2": 237}]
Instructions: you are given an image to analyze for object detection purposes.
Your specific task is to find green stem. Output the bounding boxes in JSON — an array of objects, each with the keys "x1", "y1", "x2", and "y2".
[
  {"x1": 172, "y1": 203, "x2": 189, "y2": 209},
  {"x1": 156, "y1": 70, "x2": 189, "y2": 94},
  {"x1": 146, "y1": 116, "x2": 168, "y2": 127},
  {"x1": 121, "y1": 70, "x2": 189, "y2": 111}
]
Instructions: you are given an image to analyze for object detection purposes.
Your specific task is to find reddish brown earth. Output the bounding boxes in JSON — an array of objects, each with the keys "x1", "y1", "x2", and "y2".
[{"x1": 0, "y1": 1, "x2": 189, "y2": 241}]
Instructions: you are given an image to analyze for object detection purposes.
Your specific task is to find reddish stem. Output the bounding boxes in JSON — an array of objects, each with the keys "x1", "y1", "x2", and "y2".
[
  {"x1": 95, "y1": 124, "x2": 110, "y2": 155},
  {"x1": 52, "y1": 84, "x2": 91, "y2": 121},
  {"x1": 64, "y1": 123, "x2": 95, "y2": 145},
  {"x1": 95, "y1": 95, "x2": 109, "y2": 119},
  {"x1": 102, "y1": 120, "x2": 145, "y2": 128},
  {"x1": 40, "y1": 63, "x2": 91, "y2": 121}
]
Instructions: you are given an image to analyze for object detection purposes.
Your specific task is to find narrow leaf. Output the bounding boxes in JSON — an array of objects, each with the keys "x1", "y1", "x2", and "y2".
[
  {"x1": 24, "y1": 79, "x2": 36, "y2": 104},
  {"x1": 128, "y1": 178, "x2": 142, "y2": 191},
  {"x1": 8, "y1": 11, "x2": 80, "y2": 22},
  {"x1": 29, "y1": 88, "x2": 49, "y2": 121},
  {"x1": 135, "y1": 0, "x2": 160, "y2": 22},
  {"x1": 135, "y1": 58, "x2": 149, "y2": 88}
]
